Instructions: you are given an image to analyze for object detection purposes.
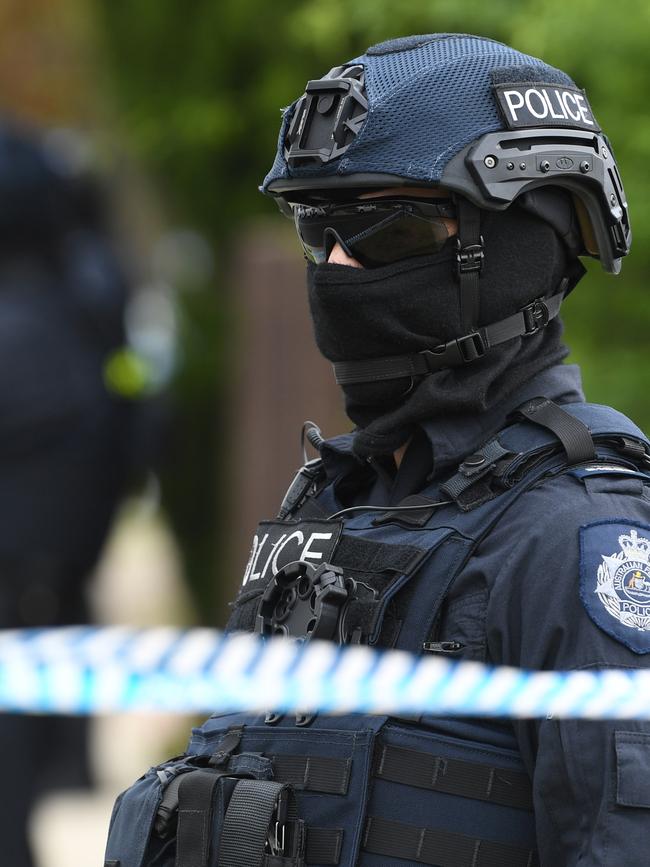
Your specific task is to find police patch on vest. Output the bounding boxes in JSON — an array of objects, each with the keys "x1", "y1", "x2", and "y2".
[
  {"x1": 580, "y1": 521, "x2": 650, "y2": 653},
  {"x1": 493, "y1": 83, "x2": 600, "y2": 132},
  {"x1": 241, "y1": 519, "x2": 343, "y2": 587}
]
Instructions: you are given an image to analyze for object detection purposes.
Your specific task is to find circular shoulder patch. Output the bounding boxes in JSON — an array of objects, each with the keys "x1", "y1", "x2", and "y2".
[{"x1": 580, "y1": 521, "x2": 650, "y2": 654}]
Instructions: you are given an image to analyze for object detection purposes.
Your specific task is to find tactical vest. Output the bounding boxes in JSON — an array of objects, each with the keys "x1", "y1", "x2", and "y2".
[{"x1": 106, "y1": 399, "x2": 650, "y2": 867}]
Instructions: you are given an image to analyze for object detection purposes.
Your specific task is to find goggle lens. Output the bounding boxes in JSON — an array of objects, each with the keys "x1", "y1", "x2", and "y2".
[{"x1": 293, "y1": 198, "x2": 455, "y2": 267}]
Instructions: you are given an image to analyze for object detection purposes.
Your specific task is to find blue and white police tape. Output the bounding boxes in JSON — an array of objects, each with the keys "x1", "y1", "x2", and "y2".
[{"x1": 0, "y1": 626, "x2": 649, "y2": 718}]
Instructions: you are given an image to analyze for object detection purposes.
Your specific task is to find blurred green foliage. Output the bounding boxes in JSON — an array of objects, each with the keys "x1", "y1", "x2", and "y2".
[{"x1": 96, "y1": 0, "x2": 650, "y2": 613}]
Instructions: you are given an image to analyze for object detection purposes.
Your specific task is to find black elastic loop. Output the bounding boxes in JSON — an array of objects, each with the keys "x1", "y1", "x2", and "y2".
[{"x1": 515, "y1": 397, "x2": 596, "y2": 464}]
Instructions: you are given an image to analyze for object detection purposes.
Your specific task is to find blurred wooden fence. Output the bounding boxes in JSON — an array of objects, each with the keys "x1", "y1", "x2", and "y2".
[{"x1": 227, "y1": 223, "x2": 346, "y2": 604}]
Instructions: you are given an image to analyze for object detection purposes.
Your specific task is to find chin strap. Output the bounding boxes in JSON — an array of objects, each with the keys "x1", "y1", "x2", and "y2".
[
  {"x1": 333, "y1": 279, "x2": 568, "y2": 386},
  {"x1": 456, "y1": 197, "x2": 483, "y2": 333}
]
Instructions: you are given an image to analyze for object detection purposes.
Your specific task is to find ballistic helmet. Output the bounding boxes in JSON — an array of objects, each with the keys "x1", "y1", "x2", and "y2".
[{"x1": 263, "y1": 34, "x2": 630, "y2": 275}]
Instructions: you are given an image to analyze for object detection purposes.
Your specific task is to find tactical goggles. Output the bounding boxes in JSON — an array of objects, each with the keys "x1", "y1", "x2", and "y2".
[{"x1": 292, "y1": 197, "x2": 456, "y2": 267}]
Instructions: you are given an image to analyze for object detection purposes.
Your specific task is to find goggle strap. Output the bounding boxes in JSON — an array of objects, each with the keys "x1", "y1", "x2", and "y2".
[
  {"x1": 332, "y1": 280, "x2": 567, "y2": 386},
  {"x1": 456, "y1": 198, "x2": 483, "y2": 333}
]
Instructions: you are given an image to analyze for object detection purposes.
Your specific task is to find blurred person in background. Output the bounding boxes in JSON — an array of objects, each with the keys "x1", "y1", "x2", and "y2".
[{"x1": 0, "y1": 119, "x2": 144, "y2": 867}]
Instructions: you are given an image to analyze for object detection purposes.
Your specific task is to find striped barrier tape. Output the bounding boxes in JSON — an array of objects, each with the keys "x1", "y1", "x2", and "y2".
[{"x1": 0, "y1": 626, "x2": 649, "y2": 718}]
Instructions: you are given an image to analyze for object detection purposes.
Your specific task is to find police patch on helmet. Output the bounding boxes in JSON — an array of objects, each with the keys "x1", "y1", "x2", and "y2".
[
  {"x1": 493, "y1": 83, "x2": 600, "y2": 132},
  {"x1": 580, "y1": 521, "x2": 650, "y2": 653}
]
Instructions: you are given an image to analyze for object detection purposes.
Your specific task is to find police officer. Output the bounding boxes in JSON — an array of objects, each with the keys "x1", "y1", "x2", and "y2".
[
  {"x1": 250, "y1": 34, "x2": 648, "y2": 864},
  {"x1": 105, "y1": 33, "x2": 650, "y2": 867}
]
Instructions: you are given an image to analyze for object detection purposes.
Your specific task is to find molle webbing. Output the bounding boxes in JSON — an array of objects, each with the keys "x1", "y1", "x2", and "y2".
[
  {"x1": 363, "y1": 816, "x2": 538, "y2": 867},
  {"x1": 265, "y1": 828, "x2": 344, "y2": 866},
  {"x1": 272, "y1": 754, "x2": 351, "y2": 795},
  {"x1": 304, "y1": 829, "x2": 344, "y2": 866},
  {"x1": 374, "y1": 743, "x2": 533, "y2": 810}
]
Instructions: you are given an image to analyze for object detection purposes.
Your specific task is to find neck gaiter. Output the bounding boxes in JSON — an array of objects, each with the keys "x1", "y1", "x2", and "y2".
[{"x1": 307, "y1": 205, "x2": 583, "y2": 458}]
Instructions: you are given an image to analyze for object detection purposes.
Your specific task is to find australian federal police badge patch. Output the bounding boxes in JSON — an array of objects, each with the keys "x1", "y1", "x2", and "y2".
[{"x1": 580, "y1": 521, "x2": 650, "y2": 653}]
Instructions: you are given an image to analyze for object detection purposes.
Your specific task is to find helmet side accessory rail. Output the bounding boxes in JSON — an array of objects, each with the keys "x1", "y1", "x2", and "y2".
[{"x1": 442, "y1": 128, "x2": 630, "y2": 273}]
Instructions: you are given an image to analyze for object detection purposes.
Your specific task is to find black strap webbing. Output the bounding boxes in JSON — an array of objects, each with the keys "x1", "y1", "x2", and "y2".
[
  {"x1": 516, "y1": 397, "x2": 596, "y2": 463},
  {"x1": 175, "y1": 770, "x2": 223, "y2": 867},
  {"x1": 262, "y1": 828, "x2": 342, "y2": 867},
  {"x1": 333, "y1": 285, "x2": 566, "y2": 386},
  {"x1": 375, "y1": 743, "x2": 533, "y2": 810},
  {"x1": 218, "y1": 779, "x2": 292, "y2": 867},
  {"x1": 272, "y1": 755, "x2": 351, "y2": 795},
  {"x1": 363, "y1": 816, "x2": 538, "y2": 867},
  {"x1": 456, "y1": 197, "x2": 483, "y2": 332},
  {"x1": 306, "y1": 828, "x2": 343, "y2": 865}
]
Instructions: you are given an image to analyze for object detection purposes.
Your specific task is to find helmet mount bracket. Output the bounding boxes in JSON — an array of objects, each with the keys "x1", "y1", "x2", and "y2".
[{"x1": 284, "y1": 65, "x2": 368, "y2": 167}]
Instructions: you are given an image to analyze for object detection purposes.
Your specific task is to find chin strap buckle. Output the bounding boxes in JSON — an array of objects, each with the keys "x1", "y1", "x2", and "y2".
[
  {"x1": 521, "y1": 298, "x2": 550, "y2": 335},
  {"x1": 422, "y1": 331, "x2": 486, "y2": 371},
  {"x1": 455, "y1": 237, "x2": 485, "y2": 276}
]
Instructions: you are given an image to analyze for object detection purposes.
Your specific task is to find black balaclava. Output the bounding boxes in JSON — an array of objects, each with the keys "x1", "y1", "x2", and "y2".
[{"x1": 307, "y1": 202, "x2": 584, "y2": 458}]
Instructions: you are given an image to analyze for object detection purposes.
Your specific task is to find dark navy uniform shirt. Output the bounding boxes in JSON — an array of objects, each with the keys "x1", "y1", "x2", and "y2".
[{"x1": 318, "y1": 363, "x2": 650, "y2": 866}]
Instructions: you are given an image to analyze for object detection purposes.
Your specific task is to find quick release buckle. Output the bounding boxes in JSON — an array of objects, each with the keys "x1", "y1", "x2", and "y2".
[
  {"x1": 521, "y1": 299, "x2": 550, "y2": 335},
  {"x1": 455, "y1": 237, "x2": 485, "y2": 276},
  {"x1": 421, "y1": 331, "x2": 486, "y2": 372}
]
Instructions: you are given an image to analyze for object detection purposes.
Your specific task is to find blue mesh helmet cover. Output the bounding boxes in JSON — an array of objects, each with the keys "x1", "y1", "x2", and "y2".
[
  {"x1": 262, "y1": 34, "x2": 575, "y2": 190},
  {"x1": 262, "y1": 34, "x2": 631, "y2": 272}
]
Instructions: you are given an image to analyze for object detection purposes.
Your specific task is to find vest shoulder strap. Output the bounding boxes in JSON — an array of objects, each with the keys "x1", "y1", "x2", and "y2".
[{"x1": 442, "y1": 398, "x2": 650, "y2": 511}]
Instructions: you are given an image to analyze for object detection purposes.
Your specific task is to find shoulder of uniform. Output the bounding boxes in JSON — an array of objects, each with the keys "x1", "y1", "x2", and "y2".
[{"x1": 494, "y1": 469, "x2": 650, "y2": 563}]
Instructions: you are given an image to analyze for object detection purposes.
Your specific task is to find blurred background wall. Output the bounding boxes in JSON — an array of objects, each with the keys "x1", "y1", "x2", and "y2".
[{"x1": 0, "y1": 0, "x2": 648, "y2": 863}]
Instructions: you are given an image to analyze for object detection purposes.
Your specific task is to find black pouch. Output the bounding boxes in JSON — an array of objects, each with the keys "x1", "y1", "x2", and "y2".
[{"x1": 104, "y1": 748, "x2": 305, "y2": 867}]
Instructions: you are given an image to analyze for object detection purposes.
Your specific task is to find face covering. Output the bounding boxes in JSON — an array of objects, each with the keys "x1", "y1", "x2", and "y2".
[{"x1": 307, "y1": 204, "x2": 583, "y2": 458}]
